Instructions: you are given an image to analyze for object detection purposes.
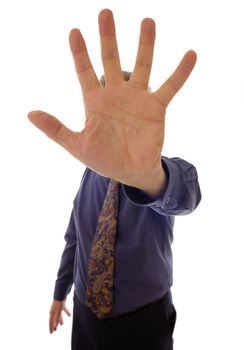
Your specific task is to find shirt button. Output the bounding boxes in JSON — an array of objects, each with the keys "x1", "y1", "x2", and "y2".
[{"x1": 166, "y1": 196, "x2": 171, "y2": 204}]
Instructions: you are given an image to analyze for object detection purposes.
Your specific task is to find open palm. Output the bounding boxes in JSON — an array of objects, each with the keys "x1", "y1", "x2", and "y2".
[{"x1": 28, "y1": 9, "x2": 197, "y2": 189}]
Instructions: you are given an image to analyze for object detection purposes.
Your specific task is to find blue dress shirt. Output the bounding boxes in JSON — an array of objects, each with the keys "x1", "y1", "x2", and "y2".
[{"x1": 53, "y1": 156, "x2": 201, "y2": 313}]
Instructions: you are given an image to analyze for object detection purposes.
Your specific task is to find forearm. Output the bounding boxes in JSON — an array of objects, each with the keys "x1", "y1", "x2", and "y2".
[
  {"x1": 54, "y1": 239, "x2": 76, "y2": 301},
  {"x1": 53, "y1": 209, "x2": 77, "y2": 301}
]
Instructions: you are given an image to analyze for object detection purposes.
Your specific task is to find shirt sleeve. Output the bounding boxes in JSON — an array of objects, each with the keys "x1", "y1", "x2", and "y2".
[
  {"x1": 53, "y1": 207, "x2": 77, "y2": 301},
  {"x1": 122, "y1": 156, "x2": 202, "y2": 216}
]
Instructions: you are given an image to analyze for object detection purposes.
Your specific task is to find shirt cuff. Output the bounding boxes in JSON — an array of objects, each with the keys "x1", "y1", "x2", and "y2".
[
  {"x1": 122, "y1": 157, "x2": 180, "y2": 208},
  {"x1": 53, "y1": 283, "x2": 72, "y2": 301}
]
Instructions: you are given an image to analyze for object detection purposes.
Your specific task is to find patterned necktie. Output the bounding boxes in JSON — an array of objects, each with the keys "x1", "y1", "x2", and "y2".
[{"x1": 85, "y1": 179, "x2": 120, "y2": 319}]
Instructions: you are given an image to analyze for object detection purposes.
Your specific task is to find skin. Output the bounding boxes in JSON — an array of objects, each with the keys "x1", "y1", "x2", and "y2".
[
  {"x1": 28, "y1": 9, "x2": 197, "y2": 333},
  {"x1": 49, "y1": 300, "x2": 71, "y2": 334}
]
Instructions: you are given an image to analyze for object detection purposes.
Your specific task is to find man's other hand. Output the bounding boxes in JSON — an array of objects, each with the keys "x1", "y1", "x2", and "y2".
[{"x1": 49, "y1": 299, "x2": 71, "y2": 334}]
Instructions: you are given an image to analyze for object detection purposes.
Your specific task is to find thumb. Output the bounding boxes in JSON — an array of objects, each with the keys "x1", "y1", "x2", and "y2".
[
  {"x1": 63, "y1": 305, "x2": 71, "y2": 317},
  {"x1": 28, "y1": 110, "x2": 78, "y2": 155}
]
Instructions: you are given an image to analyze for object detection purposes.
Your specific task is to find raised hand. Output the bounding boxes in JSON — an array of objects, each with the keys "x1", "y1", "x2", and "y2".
[{"x1": 28, "y1": 9, "x2": 197, "y2": 196}]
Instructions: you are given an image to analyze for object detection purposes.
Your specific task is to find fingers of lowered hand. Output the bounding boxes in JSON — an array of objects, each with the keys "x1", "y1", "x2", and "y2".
[
  {"x1": 49, "y1": 310, "x2": 60, "y2": 333},
  {"x1": 155, "y1": 50, "x2": 197, "y2": 107},
  {"x1": 69, "y1": 28, "x2": 99, "y2": 94},
  {"x1": 59, "y1": 314, "x2": 64, "y2": 326}
]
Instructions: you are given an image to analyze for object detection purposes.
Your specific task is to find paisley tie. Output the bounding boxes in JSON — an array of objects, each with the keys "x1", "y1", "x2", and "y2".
[{"x1": 85, "y1": 179, "x2": 120, "y2": 319}]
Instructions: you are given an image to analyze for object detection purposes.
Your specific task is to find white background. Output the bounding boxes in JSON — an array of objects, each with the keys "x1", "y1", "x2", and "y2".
[{"x1": 0, "y1": 0, "x2": 243, "y2": 349}]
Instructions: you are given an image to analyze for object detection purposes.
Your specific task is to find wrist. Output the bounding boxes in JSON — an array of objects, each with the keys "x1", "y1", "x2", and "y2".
[
  {"x1": 120, "y1": 165, "x2": 167, "y2": 199},
  {"x1": 137, "y1": 167, "x2": 167, "y2": 199}
]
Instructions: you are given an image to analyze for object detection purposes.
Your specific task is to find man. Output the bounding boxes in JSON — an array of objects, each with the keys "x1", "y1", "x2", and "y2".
[{"x1": 28, "y1": 8, "x2": 201, "y2": 350}]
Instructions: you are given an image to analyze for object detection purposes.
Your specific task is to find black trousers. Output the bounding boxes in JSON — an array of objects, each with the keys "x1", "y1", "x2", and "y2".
[{"x1": 71, "y1": 290, "x2": 177, "y2": 350}]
